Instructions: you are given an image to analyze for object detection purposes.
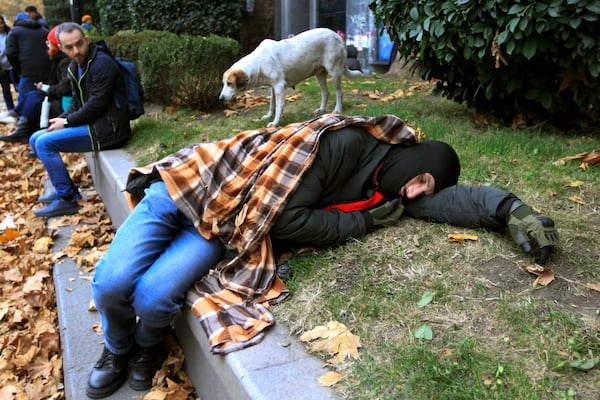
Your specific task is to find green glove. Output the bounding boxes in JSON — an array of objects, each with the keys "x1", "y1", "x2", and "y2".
[
  {"x1": 507, "y1": 201, "x2": 558, "y2": 263},
  {"x1": 367, "y1": 198, "x2": 405, "y2": 226}
]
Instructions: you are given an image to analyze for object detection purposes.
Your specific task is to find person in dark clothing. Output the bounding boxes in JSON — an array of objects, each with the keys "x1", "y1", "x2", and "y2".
[
  {"x1": 0, "y1": 15, "x2": 16, "y2": 122},
  {"x1": 27, "y1": 22, "x2": 131, "y2": 218},
  {"x1": 24, "y1": 5, "x2": 49, "y2": 29},
  {"x1": 84, "y1": 114, "x2": 558, "y2": 399},
  {"x1": 0, "y1": 26, "x2": 71, "y2": 143},
  {"x1": 346, "y1": 44, "x2": 363, "y2": 72},
  {"x1": 5, "y1": 13, "x2": 50, "y2": 103}
]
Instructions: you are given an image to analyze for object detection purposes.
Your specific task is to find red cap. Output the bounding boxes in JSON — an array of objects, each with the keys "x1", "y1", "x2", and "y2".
[{"x1": 47, "y1": 26, "x2": 59, "y2": 46}]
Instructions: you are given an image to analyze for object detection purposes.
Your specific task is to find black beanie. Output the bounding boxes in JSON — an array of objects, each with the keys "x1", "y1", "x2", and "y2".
[{"x1": 378, "y1": 140, "x2": 461, "y2": 198}]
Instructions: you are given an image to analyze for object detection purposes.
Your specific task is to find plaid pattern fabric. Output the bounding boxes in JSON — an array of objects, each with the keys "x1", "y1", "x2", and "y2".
[{"x1": 128, "y1": 114, "x2": 419, "y2": 354}]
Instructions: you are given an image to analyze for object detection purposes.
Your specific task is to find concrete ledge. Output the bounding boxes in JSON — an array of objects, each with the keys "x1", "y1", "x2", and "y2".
[{"x1": 79, "y1": 149, "x2": 335, "y2": 400}]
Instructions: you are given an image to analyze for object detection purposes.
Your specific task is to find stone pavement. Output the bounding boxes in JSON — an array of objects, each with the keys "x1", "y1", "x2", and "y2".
[{"x1": 51, "y1": 148, "x2": 336, "y2": 399}]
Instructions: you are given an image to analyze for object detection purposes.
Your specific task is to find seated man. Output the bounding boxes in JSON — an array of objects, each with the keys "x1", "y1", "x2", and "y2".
[
  {"x1": 28, "y1": 22, "x2": 131, "y2": 218},
  {"x1": 85, "y1": 114, "x2": 558, "y2": 399}
]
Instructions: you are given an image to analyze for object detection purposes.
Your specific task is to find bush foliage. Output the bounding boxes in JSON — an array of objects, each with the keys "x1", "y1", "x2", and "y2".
[
  {"x1": 370, "y1": 0, "x2": 600, "y2": 123},
  {"x1": 96, "y1": 0, "x2": 240, "y2": 40},
  {"x1": 104, "y1": 30, "x2": 239, "y2": 110}
]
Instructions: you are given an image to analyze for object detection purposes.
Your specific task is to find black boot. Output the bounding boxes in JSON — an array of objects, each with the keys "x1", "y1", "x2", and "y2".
[
  {"x1": 0, "y1": 117, "x2": 31, "y2": 143},
  {"x1": 86, "y1": 347, "x2": 130, "y2": 399},
  {"x1": 129, "y1": 342, "x2": 168, "y2": 391}
]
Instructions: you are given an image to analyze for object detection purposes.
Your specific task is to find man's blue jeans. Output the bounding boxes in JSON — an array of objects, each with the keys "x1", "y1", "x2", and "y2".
[
  {"x1": 92, "y1": 181, "x2": 225, "y2": 354},
  {"x1": 29, "y1": 126, "x2": 92, "y2": 199}
]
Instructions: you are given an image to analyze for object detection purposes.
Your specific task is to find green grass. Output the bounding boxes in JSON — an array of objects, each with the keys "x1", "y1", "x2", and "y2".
[{"x1": 125, "y1": 73, "x2": 600, "y2": 399}]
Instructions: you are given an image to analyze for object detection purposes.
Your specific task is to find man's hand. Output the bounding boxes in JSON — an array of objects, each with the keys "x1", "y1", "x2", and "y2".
[
  {"x1": 47, "y1": 117, "x2": 66, "y2": 132},
  {"x1": 367, "y1": 198, "x2": 405, "y2": 226},
  {"x1": 507, "y1": 201, "x2": 558, "y2": 263}
]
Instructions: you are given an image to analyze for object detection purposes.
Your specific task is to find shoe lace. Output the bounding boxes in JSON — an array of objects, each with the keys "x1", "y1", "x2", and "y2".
[{"x1": 95, "y1": 348, "x2": 123, "y2": 368}]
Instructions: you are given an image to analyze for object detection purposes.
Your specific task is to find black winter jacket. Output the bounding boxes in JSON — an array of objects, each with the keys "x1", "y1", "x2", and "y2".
[
  {"x1": 5, "y1": 18, "x2": 50, "y2": 81},
  {"x1": 63, "y1": 42, "x2": 131, "y2": 151},
  {"x1": 270, "y1": 126, "x2": 392, "y2": 247},
  {"x1": 47, "y1": 52, "x2": 71, "y2": 117}
]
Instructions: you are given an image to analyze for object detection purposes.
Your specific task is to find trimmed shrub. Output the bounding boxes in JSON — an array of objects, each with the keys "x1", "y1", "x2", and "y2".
[
  {"x1": 96, "y1": 0, "x2": 240, "y2": 40},
  {"x1": 103, "y1": 30, "x2": 239, "y2": 110},
  {"x1": 97, "y1": 0, "x2": 134, "y2": 36},
  {"x1": 370, "y1": 0, "x2": 600, "y2": 123}
]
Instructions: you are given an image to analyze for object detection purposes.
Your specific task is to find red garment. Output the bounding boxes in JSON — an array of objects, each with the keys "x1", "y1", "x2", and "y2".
[{"x1": 323, "y1": 191, "x2": 385, "y2": 212}]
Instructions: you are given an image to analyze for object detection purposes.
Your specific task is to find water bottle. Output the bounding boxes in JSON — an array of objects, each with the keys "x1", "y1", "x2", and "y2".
[{"x1": 40, "y1": 96, "x2": 50, "y2": 128}]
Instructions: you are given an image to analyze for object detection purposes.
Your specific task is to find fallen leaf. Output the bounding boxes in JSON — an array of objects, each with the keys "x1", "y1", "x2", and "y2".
[
  {"x1": 565, "y1": 180, "x2": 585, "y2": 188},
  {"x1": 525, "y1": 265, "x2": 555, "y2": 287},
  {"x1": 0, "y1": 227, "x2": 20, "y2": 243},
  {"x1": 585, "y1": 282, "x2": 600, "y2": 293},
  {"x1": 569, "y1": 358, "x2": 599, "y2": 371},
  {"x1": 568, "y1": 195, "x2": 586, "y2": 205},
  {"x1": 557, "y1": 149, "x2": 600, "y2": 169},
  {"x1": 317, "y1": 371, "x2": 345, "y2": 387},
  {"x1": 448, "y1": 233, "x2": 478, "y2": 242},
  {"x1": 33, "y1": 237, "x2": 54, "y2": 253},
  {"x1": 300, "y1": 320, "x2": 361, "y2": 364},
  {"x1": 414, "y1": 324, "x2": 433, "y2": 340},
  {"x1": 417, "y1": 291, "x2": 433, "y2": 308}
]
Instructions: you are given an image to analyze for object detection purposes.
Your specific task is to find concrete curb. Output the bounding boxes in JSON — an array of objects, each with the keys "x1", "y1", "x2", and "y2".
[{"x1": 54, "y1": 149, "x2": 335, "y2": 399}]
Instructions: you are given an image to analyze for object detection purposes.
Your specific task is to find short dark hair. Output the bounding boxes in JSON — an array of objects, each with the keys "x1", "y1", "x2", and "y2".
[
  {"x1": 24, "y1": 5, "x2": 37, "y2": 12},
  {"x1": 56, "y1": 22, "x2": 86, "y2": 44}
]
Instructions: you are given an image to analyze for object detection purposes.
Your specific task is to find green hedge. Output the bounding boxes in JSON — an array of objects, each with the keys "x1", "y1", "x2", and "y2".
[
  {"x1": 97, "y1": 0, "x2": 240, "y2": 40},
  {"x1": 370, "y1": 0, "x2": 600, "y2": 123},
  {"x1": 103, "y1": 30, "x2": 239, "y2": 110}
]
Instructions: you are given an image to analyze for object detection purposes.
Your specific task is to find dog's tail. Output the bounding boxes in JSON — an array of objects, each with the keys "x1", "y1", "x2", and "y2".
[{"x1": 343, "y1": 68, "x2": 363, "y2": 79}]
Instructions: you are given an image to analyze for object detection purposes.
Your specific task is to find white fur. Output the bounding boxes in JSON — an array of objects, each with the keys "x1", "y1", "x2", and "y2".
[{"x1": 219, "y1": 28, "x2": 362, "y2": 127}]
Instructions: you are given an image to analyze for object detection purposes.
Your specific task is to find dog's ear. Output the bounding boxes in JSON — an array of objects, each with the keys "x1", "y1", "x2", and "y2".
[{"x1": 235, "y1": 71, "x2": 249, "y2": 88}]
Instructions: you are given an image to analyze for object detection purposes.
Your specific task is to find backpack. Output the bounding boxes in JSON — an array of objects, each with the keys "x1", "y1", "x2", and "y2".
[{"x1": 115, "y1": 57, "x2": 145, "y2": 120}]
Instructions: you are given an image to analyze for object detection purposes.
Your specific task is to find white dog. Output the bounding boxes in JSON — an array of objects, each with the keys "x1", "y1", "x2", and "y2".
[{"x1": 219, "y1": 28, "x2": 362, "y2": 127}]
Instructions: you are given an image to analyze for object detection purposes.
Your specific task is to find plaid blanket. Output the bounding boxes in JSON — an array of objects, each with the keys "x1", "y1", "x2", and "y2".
[{"x1": 127, "y1": 114, "x2": 419, "y2": 354}]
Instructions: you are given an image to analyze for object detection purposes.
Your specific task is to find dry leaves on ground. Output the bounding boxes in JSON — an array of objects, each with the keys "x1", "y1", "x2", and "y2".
[{"x1": 0, "y1": 135, "x2": 198, "y2": 399}]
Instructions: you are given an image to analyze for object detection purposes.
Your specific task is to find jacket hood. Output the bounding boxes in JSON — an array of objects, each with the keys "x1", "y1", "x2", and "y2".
[{"x1": 14, "y1": 18, "x2": 43, "y2": 29}]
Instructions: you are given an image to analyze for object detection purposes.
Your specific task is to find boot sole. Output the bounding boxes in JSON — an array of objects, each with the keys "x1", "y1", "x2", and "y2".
[
  {"x1": 129, "y1": 377, "x2": 153, "y2": 391},
  {"x1": 86, "y1": 374, "x2": 128, "y2": 399},
  {"x1": 33, "y1": 205, "x2": 80, "y2": 218}
]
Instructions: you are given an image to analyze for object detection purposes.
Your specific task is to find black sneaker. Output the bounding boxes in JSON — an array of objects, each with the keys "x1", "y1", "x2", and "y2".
[
  {"x1": 129, "y1": 342, "x2": 168, "y2": 391},
  {"x1": 86, "y1": 347, "x2": 130, "y2": 399}
]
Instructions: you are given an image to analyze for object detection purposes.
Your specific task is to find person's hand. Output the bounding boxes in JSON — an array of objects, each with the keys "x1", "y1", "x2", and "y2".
[
  {"x1": 507, "y1": 201, "x2": 558, "y2": 263},
  {"x1": 46, "y1": 117, "x2": 66, "y2": 132},
  {"x1": 367, "y1": 198, "x2": 405, "y2": 226}
]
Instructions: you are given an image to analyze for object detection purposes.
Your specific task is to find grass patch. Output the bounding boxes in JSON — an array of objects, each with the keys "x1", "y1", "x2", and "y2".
[{"x1": 125, "y1": 73, "x2": 600, "y2": 399}]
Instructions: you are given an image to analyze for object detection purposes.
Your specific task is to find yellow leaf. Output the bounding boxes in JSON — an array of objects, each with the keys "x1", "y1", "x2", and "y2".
[
  {"x1": 448, "y1": 233, "x2": 478, "y2": 242},
  {"x1": 33, "y1": 237, "x2": 54, "y2": 253},
  {"x1": 317, "y1": 371, "x2": 345, "y2": 387},
  {"x1": 300, "y1": 321, "x2": 361, "y2": 364},
  {"x1": 565, "y1": 180, "x2": 584, "y2": 187}
]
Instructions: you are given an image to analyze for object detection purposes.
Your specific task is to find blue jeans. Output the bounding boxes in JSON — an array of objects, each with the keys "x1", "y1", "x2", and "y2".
[
  {"x1": 17, "y1": 76, "x2": 36, "y2": 104},
  {"x1": 92, "y1": 181, "x2": 224, "y2": 354},
  {"x1": 29, "y1": 125, "x2": 92, "y2": 199}
]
